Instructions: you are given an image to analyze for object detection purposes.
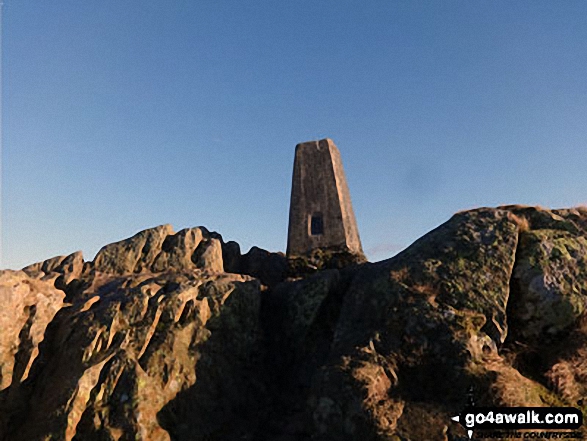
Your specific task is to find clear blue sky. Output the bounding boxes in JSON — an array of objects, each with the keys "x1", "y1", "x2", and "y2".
[{"x1": 3, "y1": 1, "x2": 587, "y2": 269}]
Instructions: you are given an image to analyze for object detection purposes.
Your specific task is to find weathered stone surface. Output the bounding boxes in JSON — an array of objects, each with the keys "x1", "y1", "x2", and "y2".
[
  {"x1": 287, "y1": 245, "x2": 368, "y2": 277},
  {"x1": 505, "y1": 206, "x2": 587, "y2": 342},
  {"x1": 220, "y1": 243, "x2": 288, "y2": 286},
  {"x1": 3, "y1": 207, "x2": 587, "y2": 440},
  {"x1": 22, "y1": 255, "x2": 64, "y2": 276},
  {"x1": 151, "y1": 227, "x2": 204, "y2": 272},
  {"x1": 0, "y1": 271, "x2": 65, "y2": 391},
  {"x1": 221, "y1": 240, "x2": 242, "y2": 274},
  {"x1": 0, "y1": 271, "x2": 265, "y2": 441},
  {"x1": 93, "y1": 224, "x2": 174, "y2": 275},
  {"x1": 22, "y1": 250, "x2": 84, "y2": 284},
  {"x1": 93, "y1": 225, "x2": 228, "y2": 278},
  {"x1": 192, "y1": 237, "x2": 224, "y2": 272},
  {"x1": 240, "y1": 246, "x2": 287, "y2": 286},
  {"x1": 287, "y1": 139, "x2": 363, "y2": 258},
  {"x1": 303, "y1": 208, "x2": 522, "y2": 439},
  {"x1": 272, "y1": 269, "x2": 342, "y2": 351}
]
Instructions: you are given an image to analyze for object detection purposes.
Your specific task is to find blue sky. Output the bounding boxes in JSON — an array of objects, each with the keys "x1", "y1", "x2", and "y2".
[{"x1": 3, "y1": 1, "x2": 587, "y2": 269}]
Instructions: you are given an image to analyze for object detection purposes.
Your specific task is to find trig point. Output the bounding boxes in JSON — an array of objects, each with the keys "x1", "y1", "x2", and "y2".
[{"x1": 286, "y1": 138, "x2": 363, "y2": 258}]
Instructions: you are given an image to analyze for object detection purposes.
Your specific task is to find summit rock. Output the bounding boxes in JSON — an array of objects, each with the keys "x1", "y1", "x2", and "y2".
[{"x1": 1, "y1": 206, "x2": 587, "y2": 440}]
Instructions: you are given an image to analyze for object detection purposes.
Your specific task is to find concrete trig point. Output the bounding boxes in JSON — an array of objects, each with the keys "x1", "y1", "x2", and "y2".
[{"x1": 286, "y1": 138, "x2": 363, "y2": 257}]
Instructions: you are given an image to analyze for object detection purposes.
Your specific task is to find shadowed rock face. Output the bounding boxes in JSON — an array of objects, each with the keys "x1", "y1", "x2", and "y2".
[{"x1": 2, "y1": 206, "x2": 587, "y2": 440}]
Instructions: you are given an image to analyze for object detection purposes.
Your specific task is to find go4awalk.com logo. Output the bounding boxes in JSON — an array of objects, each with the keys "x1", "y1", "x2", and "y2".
[{"x1": 451, "y1": 407, "x2": 583, "y2": 439}]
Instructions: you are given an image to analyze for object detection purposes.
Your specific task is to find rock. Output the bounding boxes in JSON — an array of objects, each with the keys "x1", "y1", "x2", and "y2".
[
  {"x1": 22, "y1": 255, "x2": 64, "y2": 277},
  {"x1": 220, "y1": 240, "x2": 288, "y2": 285},
  {"x1": 192, "y1": 238, "x2": 224, "y2": 272},
  {"x1": 22, "y1": 251, "x2": 84, "y2": 284},
  {"x1": 0, "y1": 271, "x2": 266, "y2": 441},
  {"x1": 151, "y1": 228, "x2": 204, "y2": 272},
  {"x1": 0, "y1": 271, "x2": 65, "y2": 391},
  {"x1": 221, "y1": 240, "x2": 242, "y2": 274},
  {"x1": 304, "y1": 208, "x2": 522, "y2": 439},
  {"x1": 93, "y1": 225, "x2": 228, "y2": 276},
  {"x1": 3, "y1": 207, "x2": 587, "y2": 440},
  {"x1": 93, "y1": 224, "x2": 174, "y2": 275},
  {"x1": 240, "y1": 246, "x2": 287, "y2": 286},
  {"x1": 506, "y1": 207, "x2": 587, "y2": 342},
  {"x1": 270, "y1": 269, "x2": 343, "y2": 353},
  {"x1": 544, "y1": 315, "x2": 587, "y2": 404},
  {"x1": 287, "y1": 246, "x2": 367, "y2": 276}
]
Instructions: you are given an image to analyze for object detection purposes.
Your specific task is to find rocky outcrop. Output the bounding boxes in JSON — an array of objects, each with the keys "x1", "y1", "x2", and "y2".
[
  {"x1": 93, "y1": 224, "x2": 174, "y2": 275},
  {"x1": 273, "y1": 208, "x2": 523, "y2": 440},
  {"x1": 22, "y1": 250, "x2": 85, "y2": 286},
  {"x1": 2, "y1": 206, "x2": 587, "y2": 440},
  {"x1": 286, "y1": 245, "x2": 367, "y2": 277},
  {"x1": 0, "y1": 271, "x2": 65, "y2": 392},
  {"x1": 91, "y1": 224, "x2": 227, "y2": 276},
  {"x1": 264, "y1": 206, "x2": 587, "y2": 440},
  {"x1": 0, "y1": 271, "x2": 265, "y2": 441},
  {"x1": 506, "y1": 206, "x2": 587, "y2": 342}
]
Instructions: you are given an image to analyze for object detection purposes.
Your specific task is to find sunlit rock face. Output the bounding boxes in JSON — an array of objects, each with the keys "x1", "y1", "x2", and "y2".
[
  {"x1": 2, "y1": 206, "x2": 587, "y2": 440},
  {"x1": 0, "y1": 271, "x2": 65, "y2": 392}
]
